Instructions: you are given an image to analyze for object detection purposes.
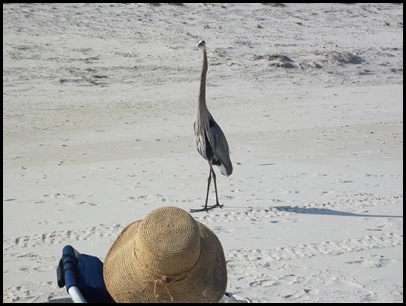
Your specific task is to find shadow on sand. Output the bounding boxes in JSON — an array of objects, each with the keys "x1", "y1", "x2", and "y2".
[{"x1": 273, "y1": 206, "x2": 403, "y2": 219}]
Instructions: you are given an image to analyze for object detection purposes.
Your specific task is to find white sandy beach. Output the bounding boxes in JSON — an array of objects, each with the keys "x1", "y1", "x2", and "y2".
[{"x1": 3, "y1": 3, "x2": 403, "y2": 303}]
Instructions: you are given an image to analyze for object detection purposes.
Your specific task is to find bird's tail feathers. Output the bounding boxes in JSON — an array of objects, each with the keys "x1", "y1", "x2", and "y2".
[{"x1": 219, "y1": 162, "x2": 233, "y2": 176}]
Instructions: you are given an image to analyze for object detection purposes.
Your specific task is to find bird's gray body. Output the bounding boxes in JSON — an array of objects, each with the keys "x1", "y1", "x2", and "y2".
[
  {"x1": 191, "y1": 40, "x2": 232, "y2": 213},
  {"x1": 194, "y1": 113, "x2": 232, "y2": 177}
]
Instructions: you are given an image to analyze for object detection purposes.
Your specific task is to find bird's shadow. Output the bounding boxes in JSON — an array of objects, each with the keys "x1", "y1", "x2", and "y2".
[{"x1": 273, "y1": 205, "x2": 403, "y2": 219}]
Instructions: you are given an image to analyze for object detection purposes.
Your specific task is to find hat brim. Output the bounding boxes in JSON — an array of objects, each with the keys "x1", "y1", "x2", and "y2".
[{"x1": 103, "y1": 219, "x2": 227, "y2": 303}]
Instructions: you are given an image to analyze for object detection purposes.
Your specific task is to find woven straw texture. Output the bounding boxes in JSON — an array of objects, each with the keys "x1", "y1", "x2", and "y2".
[{"x1": 103, "y1": 206, "x2": 227, "y2": 303}]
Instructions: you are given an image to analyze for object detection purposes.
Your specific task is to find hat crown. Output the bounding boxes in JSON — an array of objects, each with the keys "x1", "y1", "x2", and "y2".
[{"x1": 135, "y1": 206, "x2": 201, "y2": 276}]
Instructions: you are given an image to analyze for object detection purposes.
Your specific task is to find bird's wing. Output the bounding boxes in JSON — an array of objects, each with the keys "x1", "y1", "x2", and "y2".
[{"x1": 206, "y1": 115, "x2": 233, "y2": 176}]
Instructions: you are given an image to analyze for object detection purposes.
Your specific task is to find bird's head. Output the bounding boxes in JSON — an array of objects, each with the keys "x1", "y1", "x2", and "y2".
[{"x1": 197, "y1": 39, "x2": 206, "y2": 51}]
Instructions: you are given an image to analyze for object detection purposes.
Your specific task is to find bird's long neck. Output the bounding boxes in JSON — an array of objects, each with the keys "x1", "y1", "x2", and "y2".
[{"x1": 198, "y1": 48, "x2": 208, "y2": 115}]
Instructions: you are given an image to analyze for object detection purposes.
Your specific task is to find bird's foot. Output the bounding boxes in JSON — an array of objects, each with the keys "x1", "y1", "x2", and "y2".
[
  {"x1": 190, "y1": 203, "x2": 223, "y2": 213},
  {"x1": 189, "y1": 207, "x2": 208, "y2": 213},
  {"x1": 208, "y1": 203, "x2": 223, "y2": 210}
]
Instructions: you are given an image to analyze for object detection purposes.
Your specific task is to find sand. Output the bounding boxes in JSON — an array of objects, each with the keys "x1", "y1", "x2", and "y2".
[{"x1": 3, "y1": 3, "x2": 403, "y2": 303}]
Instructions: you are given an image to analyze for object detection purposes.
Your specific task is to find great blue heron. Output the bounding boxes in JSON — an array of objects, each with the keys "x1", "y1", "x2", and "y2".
[{"x1": 190, "y1": 40, "x2": 233, "y2": 213}]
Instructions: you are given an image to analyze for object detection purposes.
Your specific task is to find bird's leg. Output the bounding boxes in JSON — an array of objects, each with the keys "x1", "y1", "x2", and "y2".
[
  {"x1": 190, "y1": 164, "x2": 224, "y2": 213},
  {"x1": 205, "y1": 167, "x2": 212, "y2": 209},
  {"x1": 190, "y1": 166, "x2": 213, "y2": 213},
  {"x1": 208, "y1": 165, "x2": 223, "y2": 209}
]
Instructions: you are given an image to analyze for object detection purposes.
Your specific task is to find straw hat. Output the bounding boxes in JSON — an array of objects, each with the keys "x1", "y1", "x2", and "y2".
[{"x1": 103, "y1": 206, "x2": 227, "y2": 303}]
